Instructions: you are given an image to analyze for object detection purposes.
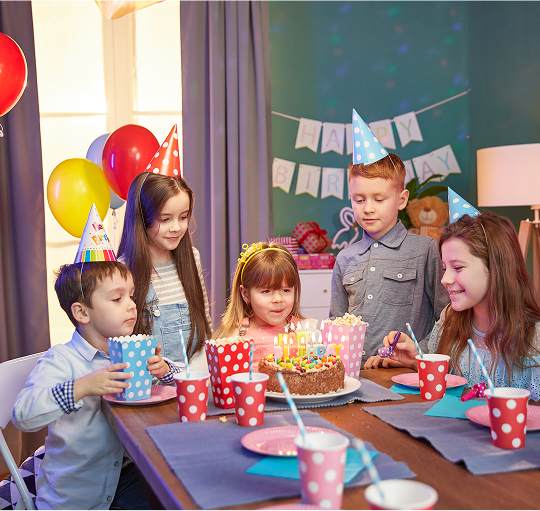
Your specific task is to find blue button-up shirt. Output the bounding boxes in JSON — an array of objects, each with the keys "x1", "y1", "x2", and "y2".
[
  {"x1": 12, "y1": 330, "x2": 126, "y2": 510},
  {"x1": 331, "y1": 221, "x2": 449, "y2": 362}
]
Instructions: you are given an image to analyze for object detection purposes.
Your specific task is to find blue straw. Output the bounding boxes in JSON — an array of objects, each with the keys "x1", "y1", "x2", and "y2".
[
  {"x1": 276, "y1": 372, "x2": 307, "y2": 445},
  {"x1": 353, "y1": 438, "x2": 385, "y2": 501},
  {"x1": 406, "y1": 322, "x2": 423, "y2": 359},
  {"x1": 467, "y1": 338, "x2": 494, "y2": 391},
  {"x1": 249, "y1": 340, "x2": 253, "y2": 381},
  {"x1": 179, "y1": 329, "x2": 190, "y2": 379}
]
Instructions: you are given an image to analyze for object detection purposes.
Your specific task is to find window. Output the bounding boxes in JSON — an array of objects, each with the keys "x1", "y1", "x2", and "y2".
[{"x1": 32, "y1": 0, "x2": 182, "y2": 345}]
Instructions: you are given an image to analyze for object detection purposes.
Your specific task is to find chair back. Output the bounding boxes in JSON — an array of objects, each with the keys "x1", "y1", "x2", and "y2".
[{"x1": 0, "y1": 353, "x2": 45, "y2": 430}]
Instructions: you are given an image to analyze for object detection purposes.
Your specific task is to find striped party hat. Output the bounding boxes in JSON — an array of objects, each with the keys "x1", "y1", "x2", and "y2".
[
  {"x1": 74, "y1": 204, "x2": 116, "y2": 263},
  {"x1": 144, "y1": 124, "x2": 182, "y2": 177}
]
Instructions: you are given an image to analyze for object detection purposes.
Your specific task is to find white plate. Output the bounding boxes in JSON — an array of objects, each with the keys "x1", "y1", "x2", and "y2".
[
  {"x1": 265, "y1": 375, "x2": 361, "y2": 404},
  {"x1": 103, "y1": 385, "x2": 176, "y2": 406}
]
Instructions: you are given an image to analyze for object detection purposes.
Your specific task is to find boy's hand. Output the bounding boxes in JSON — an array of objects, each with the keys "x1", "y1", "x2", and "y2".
[
  {"x1": 74, "y1": 363, "x2": 131, "y2": 402},
  {"x1": 147, "y1": 345, "x2": 169, "y2": 379}
]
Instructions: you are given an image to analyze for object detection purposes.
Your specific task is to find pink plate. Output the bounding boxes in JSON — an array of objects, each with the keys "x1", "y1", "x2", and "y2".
[
  {"x1": 391, "y1": 372, "x2": 468, "y2": 388},
  {"x1": 103, "y1": 385, "x2": 176, "y2": 406},
  {"x1": 466, "y1": 404, "x2": 540, "y2": 431},
  {"x1": 241, "y1": 426, "x2": 334, "y2": 457},
  {"x1": 260, "y1": 504, "x2": 324, "y2": 510}
]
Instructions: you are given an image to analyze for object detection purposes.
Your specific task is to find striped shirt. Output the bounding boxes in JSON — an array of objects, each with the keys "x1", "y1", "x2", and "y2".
[{"x1": 151, "y1": 248, "x2": 213, "y2": 331}]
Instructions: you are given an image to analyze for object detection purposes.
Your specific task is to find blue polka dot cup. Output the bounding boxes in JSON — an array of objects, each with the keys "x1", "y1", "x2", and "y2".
[
  {"x1": 293, "y1": 432, "x2": 349, "y2": 509},
  {"x1": 230, "y1": 373, "x2": 268, "y2": 427},
  {"x1": 108, "y1": 335, "x2": 156, "y2": 402}
]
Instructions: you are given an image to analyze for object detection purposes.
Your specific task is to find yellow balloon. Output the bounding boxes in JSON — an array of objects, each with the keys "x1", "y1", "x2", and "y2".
[{"x1": 47, "y1": 158, "x2": 110, "y2": 238}]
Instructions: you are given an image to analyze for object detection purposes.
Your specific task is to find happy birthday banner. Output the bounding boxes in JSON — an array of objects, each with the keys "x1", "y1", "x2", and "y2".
[
  {"x1": 272, "y1": 89, "x2": 470, "y2": 199},
  {"x1": 273, "y1": 143, "x2": 461, "y2": 199}
]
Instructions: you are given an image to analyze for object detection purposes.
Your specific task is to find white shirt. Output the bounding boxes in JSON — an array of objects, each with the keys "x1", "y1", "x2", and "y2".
[{"x1": 12, "y1": 330, "x2": 125, "y2": 510}]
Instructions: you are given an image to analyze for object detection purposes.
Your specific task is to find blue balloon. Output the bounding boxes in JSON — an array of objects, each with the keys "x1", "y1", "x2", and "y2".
[{"x1": 87, "y1": 133, "x2": 125, "y2": 210}]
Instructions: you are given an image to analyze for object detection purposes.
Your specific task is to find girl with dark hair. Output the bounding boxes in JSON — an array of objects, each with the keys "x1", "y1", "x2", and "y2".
[
  {"x1": 118, "y1": 172, "x2": 212, "y2": 367},
  {"x1": 378, "y1": 212, "x2": 540, "y2": 400}
]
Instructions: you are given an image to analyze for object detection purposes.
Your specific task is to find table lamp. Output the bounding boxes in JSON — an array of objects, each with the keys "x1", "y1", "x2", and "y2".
[{"x1": 477, "y1": 143, "x2": 540, "y2": 299}]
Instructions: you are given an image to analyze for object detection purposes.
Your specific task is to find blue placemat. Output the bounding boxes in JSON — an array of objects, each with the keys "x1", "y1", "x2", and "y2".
[
  {"x1": 363, "y1": 402, "x2": 540, "y2": 475},
  {"x1": 423, "y1": 394, "x2": 486, "y2": 419},
  {"x1": 246, "y1": 448, "x2": 378, "y2": 483},
  {"x1": 207, "y1": 377, "x2": 403, "y2": 417},
  {"x1": 389, "y1": 383, "x2": 465, "y2": 396},
  {"x1": 146, "y1": 410, "x2": 416, "y2": 509}
]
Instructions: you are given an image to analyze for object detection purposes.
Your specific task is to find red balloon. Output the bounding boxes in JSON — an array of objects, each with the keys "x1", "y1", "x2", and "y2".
[
  {"x1": 102, "y1": 124, "x2": 159, "y2": 200},
  {"x1": 0, "y1": 33, "x2": 28, "y2": 117}
]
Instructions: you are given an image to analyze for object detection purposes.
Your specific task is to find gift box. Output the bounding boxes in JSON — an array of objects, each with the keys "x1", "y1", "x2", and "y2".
[
  {"x1": 293, "y1": 253, "x2": 335, "y2": 270},
  {"x1": 205, "y1": 338, "x2": 252, "y2": 409},
  {"x1": 108, "y1": 335, "x2": 157, "y2": 402},
  {"x1": 292, "y1": 222, "x2": 332, "y2": 254},
  {"x1": 320, "y1": 322, "x2": 367, "y2": 379},
  {"x1": 267, "y1": 236, "x2": 300, "y2": 254}
]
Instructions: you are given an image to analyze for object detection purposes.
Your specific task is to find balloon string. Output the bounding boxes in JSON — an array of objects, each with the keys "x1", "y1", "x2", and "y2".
[{"x1": 112, "y1": 209, "x2": 118, "y2": 249}]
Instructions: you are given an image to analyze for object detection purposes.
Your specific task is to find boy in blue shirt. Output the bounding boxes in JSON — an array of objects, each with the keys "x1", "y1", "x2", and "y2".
[
  {"x1": 12, "y1": 207, "x2": 180, "y2": 509},
  {"x1": 331, "y1": 110, "x2": 449, "y2": 368}
]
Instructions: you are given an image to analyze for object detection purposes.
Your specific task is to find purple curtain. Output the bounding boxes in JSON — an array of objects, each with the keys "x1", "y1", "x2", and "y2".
[
  {"x1": 180, "y1": 1, "x2": 273, "y2": 327},
  {"x1": 0, "y1": 1, "x2": 50, "y2": 361}
]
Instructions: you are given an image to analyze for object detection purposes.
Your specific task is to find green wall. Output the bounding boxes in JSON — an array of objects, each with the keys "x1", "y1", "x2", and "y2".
[{"x1": 269, "y1": 1, "x2": 540, "y2": 263}]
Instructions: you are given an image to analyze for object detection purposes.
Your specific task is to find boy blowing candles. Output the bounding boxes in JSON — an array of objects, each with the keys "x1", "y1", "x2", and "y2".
[
  {"x1": 12, "y1": 206, "x2": 177, "y2": 509},
  {"x1": 331, "y1": 110, "x2": 449, "y2": 368}
]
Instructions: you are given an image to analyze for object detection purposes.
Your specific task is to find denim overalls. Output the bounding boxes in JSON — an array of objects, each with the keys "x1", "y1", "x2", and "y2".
[{"x1": 146, "y1": 282, "x2": 198, "y2": 364}]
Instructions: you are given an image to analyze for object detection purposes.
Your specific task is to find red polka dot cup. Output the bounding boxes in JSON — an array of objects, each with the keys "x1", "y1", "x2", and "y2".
[
  {"x1": 229, "y1": 372, "x2": 268, "y2": 427},
  {"x1": 485, "y1": 387, "x2": 530, "y2": 449},
  {"x1": 293, "y1": 432, "x2": 349, "y2": 509},
  {"x1": 173, "y1": 371, "x2": 210, "y2": 422},
  {"x1": 415, "y1": 354, "x2": 450, "y2": 401},
  {"x1": 364, "y1": 479, "x2": 438, "y2": 510}
]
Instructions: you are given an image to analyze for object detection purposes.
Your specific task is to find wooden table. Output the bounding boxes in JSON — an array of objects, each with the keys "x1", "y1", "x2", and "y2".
[{"x1": 102, "y1": 368, "x2": 540, "y2": 509}]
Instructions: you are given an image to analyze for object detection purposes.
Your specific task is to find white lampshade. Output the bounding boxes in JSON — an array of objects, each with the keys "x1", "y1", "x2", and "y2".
[{"x1": 477, "y1": 143, "x2": 540, "y2": 207}]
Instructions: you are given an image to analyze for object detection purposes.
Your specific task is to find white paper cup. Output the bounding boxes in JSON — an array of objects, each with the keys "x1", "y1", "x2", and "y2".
[{"x1": 364, "y1": 479, "x2": 438, "y2": 510}]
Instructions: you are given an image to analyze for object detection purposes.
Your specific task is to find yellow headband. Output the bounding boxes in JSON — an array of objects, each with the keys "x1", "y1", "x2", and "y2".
[{"x1": 238, "y1": 242, "x2": 290, "y2": 285}]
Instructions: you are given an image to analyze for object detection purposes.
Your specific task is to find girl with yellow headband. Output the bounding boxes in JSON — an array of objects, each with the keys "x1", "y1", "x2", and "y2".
[{"x1": 214, "y1": 241, "x2": 319, "y2": 368}]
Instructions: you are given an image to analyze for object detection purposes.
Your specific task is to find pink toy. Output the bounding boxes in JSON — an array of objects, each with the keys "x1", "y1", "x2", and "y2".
[{"x1": 460, "y1": 382, "x2": 486, "y2": 402}]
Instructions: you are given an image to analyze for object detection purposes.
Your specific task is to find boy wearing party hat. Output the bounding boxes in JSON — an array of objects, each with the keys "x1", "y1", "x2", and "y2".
[
  {"x1": 333, "y1": 109, "x2": 449, "y2": 369},
  {"x1": 12, "y1": 205, "x2": 176, "y2": 510}
]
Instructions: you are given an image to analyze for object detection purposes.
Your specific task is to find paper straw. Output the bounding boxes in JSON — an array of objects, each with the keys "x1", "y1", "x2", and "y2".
[
  {"x1": 179, "y1": 329, "x2": 190, "y2": 379},
  {"x1": 467, "y1": 338, "x2": 494, "y2": 390},
  {"x1": 353, "y1": 438, "x2": 385, "y2": 501},
  {"x1": 248, "y1": 340, "x2": 253, "y2": 381},
  {"x1": 406, "y1": 322, "x2": 423, "y2": 359},
  {"x1": 276, "y1": 372, "x2": 307, "y2": 445}
]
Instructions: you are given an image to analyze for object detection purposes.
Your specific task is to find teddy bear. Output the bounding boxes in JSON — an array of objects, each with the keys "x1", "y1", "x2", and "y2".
[{"x1": 406, "y1": 195, "x2": 449, "y2": 241}]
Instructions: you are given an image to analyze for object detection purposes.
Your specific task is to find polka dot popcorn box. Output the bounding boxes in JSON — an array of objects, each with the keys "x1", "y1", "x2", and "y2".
[
  {"x1": 293, "y1": 432, "x2": 350, "y2": 509},
  {"x1": 108, "y1": 335, "x2": 156, "y2": 402},
  {"x1": 415, "y1": 354, "x2": 450, "y2": 401},
  {"x1": 321, "y1": 323, "x2": 367, "y2": 379},
  {"x1": 485, "y1": 387, "x2": 530, "y2": 449},
  {"x1": 205, "y1": 339, "x2": 252, "y2": 409}
]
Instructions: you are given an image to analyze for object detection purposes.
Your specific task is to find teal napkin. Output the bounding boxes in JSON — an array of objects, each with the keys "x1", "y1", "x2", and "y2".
[
  {"x1": 390, "y1": 383, "x2": 465, "y2": 397},
  {"x1": 423, "y1": 394, "x2": 486, "y2": 419},
  {"x1": 246, "y1": 448, "x2": 378, "y2": 484}
]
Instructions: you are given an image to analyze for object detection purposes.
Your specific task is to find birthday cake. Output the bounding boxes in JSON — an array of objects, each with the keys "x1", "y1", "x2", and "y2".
[{"x1": 258, "y1": 354, "x2": 345, "y2": 395}]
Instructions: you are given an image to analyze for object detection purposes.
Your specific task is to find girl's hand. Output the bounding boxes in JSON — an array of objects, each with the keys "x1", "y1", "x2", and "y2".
[
  {"x1": 147, "y1": 345, "x2": 169, "y2": 378},
  {"x1": 74, "y1": 363, "x2": 131, "y2": 401},
  {"x1": 385, "y1": 332, "x2": 419, "y2": 369}
]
